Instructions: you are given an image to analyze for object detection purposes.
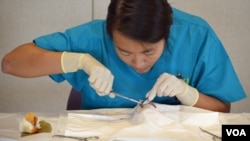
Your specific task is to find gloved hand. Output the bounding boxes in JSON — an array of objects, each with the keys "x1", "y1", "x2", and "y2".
[
  {"x1": 61, "y1": 52, "x2": 114, "y2": 96},
  {"x1": 146, "y1": 73, "x2": 199, "y2": 106}
]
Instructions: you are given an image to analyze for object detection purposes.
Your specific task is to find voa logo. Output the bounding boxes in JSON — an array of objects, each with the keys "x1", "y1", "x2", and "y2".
[{"x1": 226, "y1": 129, "x2": 246, "y2": 136}]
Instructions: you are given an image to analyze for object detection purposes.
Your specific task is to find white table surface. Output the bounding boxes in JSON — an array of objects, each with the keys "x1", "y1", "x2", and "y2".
[{"x1": 0, "y1": 104, "x2": 250, "y2": 141}]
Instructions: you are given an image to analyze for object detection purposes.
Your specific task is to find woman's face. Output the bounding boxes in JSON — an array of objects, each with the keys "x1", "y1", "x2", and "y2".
[{"x1": 113, "y1": 30, "x2": 165, "y2": 73}]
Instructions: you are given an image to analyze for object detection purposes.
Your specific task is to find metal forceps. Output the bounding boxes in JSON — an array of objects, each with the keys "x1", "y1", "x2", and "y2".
[
  {"x1": 199, "y1": 127, "x2": 221, "y2": 141},
  {"x1": 53, "y1": 135, "x2": 99, "y2": 141}
]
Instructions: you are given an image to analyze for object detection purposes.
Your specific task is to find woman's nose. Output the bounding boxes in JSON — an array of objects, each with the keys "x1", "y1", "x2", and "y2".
[{"x1": 132, "y1": 55, "x2": 146, "y2": 70}]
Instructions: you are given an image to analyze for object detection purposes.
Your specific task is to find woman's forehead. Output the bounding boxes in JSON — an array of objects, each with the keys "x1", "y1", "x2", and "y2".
[{"x1": 113, "y1": 31, "x2": 158, "y2": 52}]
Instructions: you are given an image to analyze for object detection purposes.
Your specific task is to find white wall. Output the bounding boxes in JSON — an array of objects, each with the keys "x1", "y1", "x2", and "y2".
[
  {"x1": 0, "y1": 0, "x2": 92, "y2": 112},
  {"x1": 0, "y1": 0, "x2": 249, "y2": 113}
]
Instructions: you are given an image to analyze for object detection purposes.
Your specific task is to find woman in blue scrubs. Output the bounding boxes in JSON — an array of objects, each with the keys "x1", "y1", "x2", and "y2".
[{"x1": 2, "y1": 0, "x2": 246, "y2": 112}]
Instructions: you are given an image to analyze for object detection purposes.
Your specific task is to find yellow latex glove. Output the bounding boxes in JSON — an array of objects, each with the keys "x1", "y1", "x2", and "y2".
[
  {"x1": 61, "y1": 52, "x2": 114, "y2": 95},
  {"x1": 146, "y1": 73, "x2": 199, "y2": 106}
]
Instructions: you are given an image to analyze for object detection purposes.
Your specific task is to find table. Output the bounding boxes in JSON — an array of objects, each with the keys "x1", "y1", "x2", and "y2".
[{"x1": 1, "y1": 104, "x2": 250, "y2": 141}]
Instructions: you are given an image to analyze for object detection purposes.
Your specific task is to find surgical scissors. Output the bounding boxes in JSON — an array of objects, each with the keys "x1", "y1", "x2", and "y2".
[
  {"x1": 110, "y1": 91, "x2": 156, "y2": 108},
  {"x1": 111, "y1": 92, "x2": 142, "y2": 104}
]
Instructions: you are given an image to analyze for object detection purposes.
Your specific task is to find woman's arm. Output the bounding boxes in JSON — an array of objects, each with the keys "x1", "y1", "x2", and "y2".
[
  {"x1": 194, "y1": 92, "x2": 231, "y2": 113},
  {"x1": 1, "y1": 42, "x2": 63, "y2": 78}
]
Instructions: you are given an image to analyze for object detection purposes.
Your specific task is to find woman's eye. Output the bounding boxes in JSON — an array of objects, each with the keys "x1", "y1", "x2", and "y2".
[
  {"x1": 144, "y1": 50, "x2": 154, "y2": 56},
  {"x1": 121, "y1": 51, "x2": 131, "y2": 56}
]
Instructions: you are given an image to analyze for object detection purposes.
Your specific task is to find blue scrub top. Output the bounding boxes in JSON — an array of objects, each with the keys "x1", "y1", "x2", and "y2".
[{"x1": 34, "y1": 8, "x2": 246, "y2": 109}]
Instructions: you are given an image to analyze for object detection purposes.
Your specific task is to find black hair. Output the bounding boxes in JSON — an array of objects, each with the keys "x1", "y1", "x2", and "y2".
[{"x1": 106, "y1": 0, "x2": 173, "y2": 43}]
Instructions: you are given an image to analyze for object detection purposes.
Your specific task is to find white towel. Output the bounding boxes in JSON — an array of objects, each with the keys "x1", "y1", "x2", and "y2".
[{"x1": 61, "y1": 104, "x2": 222, "y2": 141}]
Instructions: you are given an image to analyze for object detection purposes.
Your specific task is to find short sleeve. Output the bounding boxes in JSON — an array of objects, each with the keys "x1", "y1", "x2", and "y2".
[{"x1": 193, "y1": 31, "x2": 246, "y2": 102}]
